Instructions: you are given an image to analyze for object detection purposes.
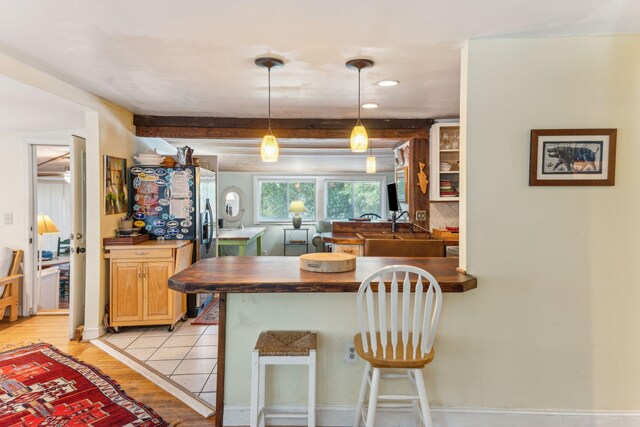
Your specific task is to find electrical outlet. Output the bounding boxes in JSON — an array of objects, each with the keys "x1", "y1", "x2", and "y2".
[
  {"x1": 4, "y1": 213, "x2": 13, "y2": 225},
  {"x1": 416, "y1": 210, "x2": 427, "y2": 221},
  {"x1": 344, "y1": 342, "x2": 357, "y2": 364}
]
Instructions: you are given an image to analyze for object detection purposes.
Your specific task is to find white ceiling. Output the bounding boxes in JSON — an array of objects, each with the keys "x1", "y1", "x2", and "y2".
[
  {"x1": 0, "y1": 75, "x2": 85, "y2": 132},
  {"x1": 0, "y1": 0, "x2": 637, "y2": 119},
  {"x1": 36, "y1": 145, "x2": 70, "y2": 176}
]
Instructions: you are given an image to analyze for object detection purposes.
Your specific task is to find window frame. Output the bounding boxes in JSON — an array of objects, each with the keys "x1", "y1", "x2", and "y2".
[
  {"x1": 322, "y1": 177, "x2": 387, "y2": 221},
  {"x1": 254, "y1": 175, "x2": 387, "y2": 224},
  {"x1": 254, "y1": 176, "x2": 318, "y2": 224}
]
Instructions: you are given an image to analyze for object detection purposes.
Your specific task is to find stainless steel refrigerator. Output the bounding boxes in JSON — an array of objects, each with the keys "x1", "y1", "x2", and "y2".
[{"x1": 129, "y1": 162, "x2": 218, "y2": 316}]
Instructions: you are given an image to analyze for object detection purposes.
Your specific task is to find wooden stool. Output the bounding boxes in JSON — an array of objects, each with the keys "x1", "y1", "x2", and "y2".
[{"x1": 250, "y1": 330, "x2": 317, "y2": 427}]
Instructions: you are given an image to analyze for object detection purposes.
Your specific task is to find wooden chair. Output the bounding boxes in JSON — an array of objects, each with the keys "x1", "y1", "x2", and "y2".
[
  {"x1": 359, "y1": 213, "x2": 381, "y2": 220},
  {"x1": 0, "y1": 250, "x2": 24, "y2": 322},
  {"x1": 250, "y1": 330, "x2": 317, "y2": 427},
  {"x1": 57, "y1": 237, "x2": 71, "y2": 256},
  {"x1": 353, "y1": 265, "x2": 442, "y2": 427}
]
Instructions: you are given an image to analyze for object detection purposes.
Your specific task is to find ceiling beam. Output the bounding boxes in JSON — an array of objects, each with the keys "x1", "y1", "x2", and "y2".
[{"x1": 134, "y1": 115, "x2": 433, "y2": 139}]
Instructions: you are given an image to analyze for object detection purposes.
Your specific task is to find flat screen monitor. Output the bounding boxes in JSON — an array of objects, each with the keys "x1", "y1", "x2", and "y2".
[{"x1": 387, "y1": 183, "x2": 399, "y2": 212}]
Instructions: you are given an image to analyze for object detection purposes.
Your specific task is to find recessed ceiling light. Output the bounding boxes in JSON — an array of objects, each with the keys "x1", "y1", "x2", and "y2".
[
  {"x1": 362, "y1": 103, "x2": 379, "y2": 109},
  {"x1": 377, "y1": 80, "x2": 399, "y2": 87}
]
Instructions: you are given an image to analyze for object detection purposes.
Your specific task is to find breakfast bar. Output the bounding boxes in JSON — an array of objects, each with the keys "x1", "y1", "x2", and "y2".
[{"x1": 169, "y1": 256, "x2": 476, "y2": 426}]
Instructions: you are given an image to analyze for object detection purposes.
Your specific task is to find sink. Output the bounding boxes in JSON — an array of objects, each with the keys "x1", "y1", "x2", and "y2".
[{"x1": 355, "y1": 233, "x2": 402, "y2": 240}]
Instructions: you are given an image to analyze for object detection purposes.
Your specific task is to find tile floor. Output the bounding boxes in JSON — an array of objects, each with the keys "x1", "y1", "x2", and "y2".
[{"x1": 102, "y1": 318, "x2": 218, "y2": 407}]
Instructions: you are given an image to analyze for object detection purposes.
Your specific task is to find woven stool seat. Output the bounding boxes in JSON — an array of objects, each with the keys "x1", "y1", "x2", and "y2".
[{"x1": 254, "y1": 330, "x2": 317, "y2": 357}]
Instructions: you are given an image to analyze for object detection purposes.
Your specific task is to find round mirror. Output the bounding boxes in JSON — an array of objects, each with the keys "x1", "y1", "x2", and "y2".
[{"x1": 221, "y1": 187, "x2": 244, "y2": 222}]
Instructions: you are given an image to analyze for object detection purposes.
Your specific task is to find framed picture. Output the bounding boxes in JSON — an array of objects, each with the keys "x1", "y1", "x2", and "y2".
[
  {"x1": 529, "y1": 129, "x2": 617, "y2": 186},
  {"x1": 395, "y1": 167, "x2": 408, "y2": 203},
  {"x1": 104, "y1": 156, "x2": 128, "y2": 214}
]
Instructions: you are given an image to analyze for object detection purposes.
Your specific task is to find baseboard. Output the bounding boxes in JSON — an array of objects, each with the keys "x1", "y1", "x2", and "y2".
[
  {"x1": 91, "y1": 339, "x2": 215, "y2": 418},
  {"x1": 223, "y1": 404, "x2": 640, "y2": 427},
  {"x1": 82, "y1": 325, "x2": 106, "y2": 341}
]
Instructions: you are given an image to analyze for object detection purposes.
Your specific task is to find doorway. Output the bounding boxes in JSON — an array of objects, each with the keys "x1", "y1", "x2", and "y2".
[{"x1": 28, "y1": 136, "x2": 86, "y2": 339}]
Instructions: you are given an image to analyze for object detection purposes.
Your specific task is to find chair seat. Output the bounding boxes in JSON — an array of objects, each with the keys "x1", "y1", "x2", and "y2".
[
  {"x1": 255, "y1": 330, "x2": 317, "y2": 357},
  {"x1": 354, "y1": 333, "x2": 434, "y2": 369}
]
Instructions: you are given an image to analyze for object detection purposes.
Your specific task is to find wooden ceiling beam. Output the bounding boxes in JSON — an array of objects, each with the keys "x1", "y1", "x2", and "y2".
[{"x1": 134, "y1": 115, "x2": 433, "y2": 139}]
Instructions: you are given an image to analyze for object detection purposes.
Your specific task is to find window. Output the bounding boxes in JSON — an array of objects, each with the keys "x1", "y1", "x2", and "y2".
[
  {"x1": 325, "y1": 180, "x2": 383, "y2": 220},
  {"x1": 257, "y1": 179, "x2": 316, "y2": 222}
]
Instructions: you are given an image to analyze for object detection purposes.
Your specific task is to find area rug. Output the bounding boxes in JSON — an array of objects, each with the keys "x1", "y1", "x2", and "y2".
[
  {"x1": 191, "y1": 296, "x2": 219, "y2": 325},
  {"x1": 0, "y1": 342, "x2": 168, "y2": 426}
]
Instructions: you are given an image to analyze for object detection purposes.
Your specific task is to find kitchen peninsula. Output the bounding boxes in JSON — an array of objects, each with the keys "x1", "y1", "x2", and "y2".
[{"x1": 169, "y1": 255, "x2": 476, "y2": 426}]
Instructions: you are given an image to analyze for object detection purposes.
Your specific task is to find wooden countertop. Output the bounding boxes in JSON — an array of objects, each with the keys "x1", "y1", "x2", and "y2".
[
  {"x1": 104, "y1": 240, "x2": 191, "y2": 250},
  {"x1": 322, "y1": 232, "x2": 459, "y2": 247},
  {"x1": 218, "y1": 227, "x2": 266, "y2": 241},
  {"x1": 169, "y1": 256, "x2": 476, "y2": 294}
]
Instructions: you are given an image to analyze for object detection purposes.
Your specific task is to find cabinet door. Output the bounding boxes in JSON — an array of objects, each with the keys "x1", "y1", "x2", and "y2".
[
  {"x1": 111, "y1": 262, "x2": 143, "y2": 322},
  {"x1": 143, "y1": 261, "x2": 174, "y2": 321}
]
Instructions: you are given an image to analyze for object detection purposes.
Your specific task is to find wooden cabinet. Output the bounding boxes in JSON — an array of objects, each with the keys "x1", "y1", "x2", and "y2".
[
  {"x1": 107, "y1": 241, "x2": 192, "y2": 330},
  {"x1": 429, "y1": 122, "x2": 461, "y2": 201}
]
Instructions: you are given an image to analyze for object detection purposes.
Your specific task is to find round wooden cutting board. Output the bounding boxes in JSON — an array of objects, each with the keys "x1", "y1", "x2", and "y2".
[{"x1": 299, "y1": 253, "x2": 356, "y2": 273}]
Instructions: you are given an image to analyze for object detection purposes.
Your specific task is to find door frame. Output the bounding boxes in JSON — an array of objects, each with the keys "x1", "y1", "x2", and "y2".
[{"x1": 25, "y1": 140, "x2": 80, "y2": 328}]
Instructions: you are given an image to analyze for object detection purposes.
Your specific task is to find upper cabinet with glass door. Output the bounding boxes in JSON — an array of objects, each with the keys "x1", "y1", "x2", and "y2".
[{"x1": 429, "y1": 122, "x2": 460, "y2": 201}]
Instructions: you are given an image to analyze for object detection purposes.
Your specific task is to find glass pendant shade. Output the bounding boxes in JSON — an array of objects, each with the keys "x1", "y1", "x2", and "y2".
[
  {"x1": 350, "y1": 124, "x2": 369, "y2": 152},
  {"x1": 366, "y1": 156, "x2": 376, "y2": 173},
  {"x1": 261, "y1": 134, "x2": 279, "y2": 162}
]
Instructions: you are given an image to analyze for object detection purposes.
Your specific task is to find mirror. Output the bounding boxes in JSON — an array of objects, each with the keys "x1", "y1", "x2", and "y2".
[{"x1": 222, "y1": 187, "x2": 244, "y2": 222}]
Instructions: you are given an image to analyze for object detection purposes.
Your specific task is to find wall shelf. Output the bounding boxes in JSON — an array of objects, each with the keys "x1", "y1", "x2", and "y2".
[{"x1": 430, "y1": 122, "x2": 461, "y2": 202}]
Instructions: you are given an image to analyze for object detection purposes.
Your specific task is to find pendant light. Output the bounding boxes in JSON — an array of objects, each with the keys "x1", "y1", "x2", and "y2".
[
  {"x1": 255, "y1": 57, "x2": 284, "y2": 162},
  {"x1": 346, "y1": 59, "x2": 374, "y2": 153},
  {"x1": 366, "y1": 140, "x2": 376, "y2": 173}
]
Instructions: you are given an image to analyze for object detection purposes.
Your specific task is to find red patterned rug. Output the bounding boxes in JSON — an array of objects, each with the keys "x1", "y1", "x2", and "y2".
[
  {"x1": 191, "y1": 296, "x2": 219, "y2": 326},
  {"x1": 0, "y1": 342, "x2": 168, "y2": 426}
]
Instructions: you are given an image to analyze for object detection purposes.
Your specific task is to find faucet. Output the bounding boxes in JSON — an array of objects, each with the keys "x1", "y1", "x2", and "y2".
[{"x1": 391, "y1": 210, "x2": 409, "y2": 233}]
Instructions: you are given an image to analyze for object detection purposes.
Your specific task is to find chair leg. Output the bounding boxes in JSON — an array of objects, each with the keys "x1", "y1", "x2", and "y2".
[
  {"x1": 353, "y1": 363, "x2": 371, "y2": 427},
  {"x1": 413, "y1": 369, "x2": 433, "y2": 427},
  {"x1": 308, "y1": 350, "x2": 316, "y2": 427},
  {"x1": 9, "y1": 283, "x2": 18, "y2": 322},
  {"x1": 250, "y1": 351, "x2": 260, "y2": 427},
  {"x1": 258, "y1": 359, "x2": 266, "y2": 427},
  {"x1": 365, "y1": 368, "x2": 380, "y2": 427}
]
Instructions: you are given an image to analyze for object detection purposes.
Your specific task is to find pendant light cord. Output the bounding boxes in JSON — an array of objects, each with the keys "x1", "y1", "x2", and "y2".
[
  {"x1": 357, "y1": 68, "x2": 361, "y2": 124},
  {"x1": 268, "y1": 65, "x2": 272, "y2": 134}
]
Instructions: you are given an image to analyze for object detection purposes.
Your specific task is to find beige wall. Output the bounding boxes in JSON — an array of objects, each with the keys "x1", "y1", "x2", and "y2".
[
  {"x1": 0, "y1": 53, "x2": 142, "y2": 338},
  {"x1": 225, "y1": 35, "x2": 640, "y2": 412},
  {"x1": 463, "y1": 35, "x2": 640, "y2": 410}
]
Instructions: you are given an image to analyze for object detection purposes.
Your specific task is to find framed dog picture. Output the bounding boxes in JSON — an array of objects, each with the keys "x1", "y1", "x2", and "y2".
[{"x1": 529, "y1": 129, "x2": 617, "y2": 186}]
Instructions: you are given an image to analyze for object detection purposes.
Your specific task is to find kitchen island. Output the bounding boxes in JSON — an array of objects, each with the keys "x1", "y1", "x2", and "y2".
[{"x1": 169, "y1": 256, "x2": 476, "y2": 426}]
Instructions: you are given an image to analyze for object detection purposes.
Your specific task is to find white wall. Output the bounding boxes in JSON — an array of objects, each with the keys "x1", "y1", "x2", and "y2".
[{"x1": 0, "y1": 53, "x2": 143, "y2": 338}]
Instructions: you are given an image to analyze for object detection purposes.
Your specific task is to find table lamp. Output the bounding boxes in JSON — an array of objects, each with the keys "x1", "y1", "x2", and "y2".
[
  {"x1": 37, "y1": 214, "x2": 59, "y2": 310},
  {"x1": 289, "y1": 201, "x2": 305, "y2": 229}
]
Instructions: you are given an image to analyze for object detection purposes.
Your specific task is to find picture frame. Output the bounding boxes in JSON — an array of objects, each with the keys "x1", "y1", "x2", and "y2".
[
  {"x1": 529, "y1": 129, "x2": 617, "y2": 186},
  {"x1": 104, "y1": 156, "x2": 128, "y2": 214},
  {"x1": 395, "y1": 167, "x2": 408, "y2": 203}
]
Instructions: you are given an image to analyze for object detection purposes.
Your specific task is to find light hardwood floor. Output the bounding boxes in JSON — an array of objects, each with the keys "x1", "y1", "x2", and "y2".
[{"x1": 0, "y1": 315, "x2": 215, "y2": 426}]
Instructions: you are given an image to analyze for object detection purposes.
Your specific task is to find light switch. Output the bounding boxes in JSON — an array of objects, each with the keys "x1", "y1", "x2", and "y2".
[{"x1": 3, "y1": 213, "x2": 13, "y2": 225}]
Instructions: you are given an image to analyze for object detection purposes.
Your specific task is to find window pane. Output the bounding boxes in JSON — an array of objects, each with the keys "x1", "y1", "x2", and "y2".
[
  {"x1": 288, "y1": 182, "x2": 316, "y2": 220},
  {"x1": 260, "y1": 182, "x2": 288, "y2": 220},
  {"x1": 354, "y1": 181, "x2": 382, "y2": 217},
  {"x1": 326, "y1": 181, "x2": 353, "y2": 219}
]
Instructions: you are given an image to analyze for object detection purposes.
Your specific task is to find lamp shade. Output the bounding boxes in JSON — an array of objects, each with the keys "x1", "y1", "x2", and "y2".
[
  {"x1": 261, "y1": 134, "x2": 279, "y2": 162},
  {"x1": 366, "y1": 156, "x2": 377, "y2": 173},
  {"x1": 37, "y1": 214, "x2": 59, "y2": 235},
  {"x1": 289, "y1": 200, "x2": 305, "y2": 213},
  {"x1": 350, "y1": 124, "x2": 368, "y2": 152}
]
